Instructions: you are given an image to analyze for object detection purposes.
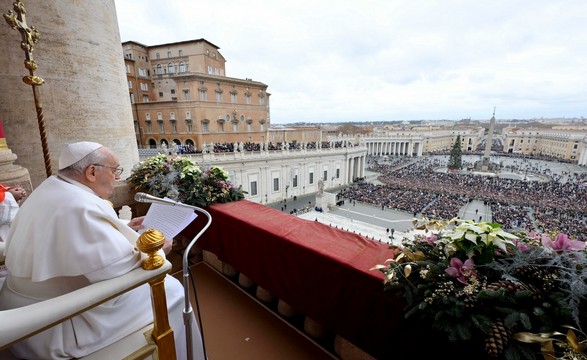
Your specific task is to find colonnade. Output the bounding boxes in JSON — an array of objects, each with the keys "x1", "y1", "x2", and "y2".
[{"x1": 363, "y1": 140, "x2": 423, "y2": 157}]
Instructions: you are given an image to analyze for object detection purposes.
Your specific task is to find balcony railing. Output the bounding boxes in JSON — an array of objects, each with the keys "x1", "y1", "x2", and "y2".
[{"x1": 175, "y1": 199, "x2": 403, "y2": 359}]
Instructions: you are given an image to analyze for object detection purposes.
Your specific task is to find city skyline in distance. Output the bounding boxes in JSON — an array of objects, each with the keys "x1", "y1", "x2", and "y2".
[{"x1": 115, "y1": 0, "x2": 587, "y2": 124}]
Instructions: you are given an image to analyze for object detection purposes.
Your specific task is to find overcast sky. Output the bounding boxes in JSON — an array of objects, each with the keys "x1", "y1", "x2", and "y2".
[{"x1": 115, "y1": 0, "x2": 587, "y2": 124}]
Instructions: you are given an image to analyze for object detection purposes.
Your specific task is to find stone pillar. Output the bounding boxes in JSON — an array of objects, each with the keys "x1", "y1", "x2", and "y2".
[
  {"x1": 0, "y1": 117, "x2": 31, "y2": 191},
  {"x1": 0, "y1": 0, "x2": 138, "y2": 188}
]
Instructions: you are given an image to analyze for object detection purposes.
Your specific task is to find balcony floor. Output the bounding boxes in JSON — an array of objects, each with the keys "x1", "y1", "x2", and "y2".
[{"x1": 169, "y1": 254, "x2": 338, "y2": 360}]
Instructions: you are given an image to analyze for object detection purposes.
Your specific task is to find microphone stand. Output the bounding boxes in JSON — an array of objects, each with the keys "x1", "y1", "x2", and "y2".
[
  {"x1": 135, "y1": 193, "x2": 212, "y2": 358},
  {"x1": 180, "y1": 205, "x2": 212, "y2": 360}
]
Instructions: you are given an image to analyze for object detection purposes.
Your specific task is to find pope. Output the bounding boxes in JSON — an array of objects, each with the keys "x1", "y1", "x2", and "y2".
[{"x1": 0, "y1": 141, "x2": 205, "y2": 359}]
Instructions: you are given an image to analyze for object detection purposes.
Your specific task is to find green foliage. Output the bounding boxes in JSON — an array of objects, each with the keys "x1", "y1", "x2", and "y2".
[
  {"x1": 372, "y1": 217, "x2": 587, "y2": 359},
  {"x1": 127, "y1": 153, "x2": 246, "y2": 207}
]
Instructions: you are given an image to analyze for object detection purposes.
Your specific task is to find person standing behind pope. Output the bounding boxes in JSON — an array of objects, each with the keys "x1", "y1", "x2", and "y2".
[
  {"x1": 0, "y1": 183, "x2": 27, "y2": 243},
  {"x1": 0, "y1": 141, "x2": 205, "y2": 359},
  {"x1": 0, "y1": 183, "x2": 27, "y2": 281}
]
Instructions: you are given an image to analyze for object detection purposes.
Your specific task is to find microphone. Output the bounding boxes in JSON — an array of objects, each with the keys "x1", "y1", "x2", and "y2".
[{"x1": 134, "y1": 192, "x2": 198, "y2": 210}]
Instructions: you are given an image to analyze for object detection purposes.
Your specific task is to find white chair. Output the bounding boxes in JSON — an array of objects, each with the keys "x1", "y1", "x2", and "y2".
[{"x1": 0, "y1": 241, "x2": 177, "y2": 360}]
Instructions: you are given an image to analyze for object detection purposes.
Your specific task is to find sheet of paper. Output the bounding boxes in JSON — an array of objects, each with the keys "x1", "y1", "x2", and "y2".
[{"x1": 139, "y1": 199, "x2": 197, "y2": 241}]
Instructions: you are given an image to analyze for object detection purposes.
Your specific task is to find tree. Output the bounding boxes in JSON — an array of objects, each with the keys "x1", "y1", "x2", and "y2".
[{"x1": 447, "y1": 135, "x2": 462, "y2": 171}]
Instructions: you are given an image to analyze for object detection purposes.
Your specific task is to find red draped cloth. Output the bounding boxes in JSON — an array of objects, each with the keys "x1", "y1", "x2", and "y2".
[{"x1": 186, "y1": 200, "x2": 405, "y2": 359}]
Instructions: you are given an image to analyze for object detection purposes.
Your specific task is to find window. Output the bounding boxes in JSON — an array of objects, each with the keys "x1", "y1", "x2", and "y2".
[
  {"x1": 156, "y1": 53, "x2": 160, "y2": 59},
  {"x1": 273, "y1": 178, "x2": 279, "y2": 191},
  {"x1": 125, "y1": 64, "x2": 131, "y2": 73},
  {"x1": 140, "y1": 83, "x2": 148, "y2": 91},
  {"x1": 158, "y1": 92, "x2": 163, "y2": 98},
  {"x1": 246, "y1": 94, "x2": 251, "y2": 105},
  {"x1": 260, "y1": 122, "x2": 265, "y2": 131},
  {"x1": 185, "y1": 111, "x2": 191, "y2": 119},
  {"x1": 186, "y1": 121, "x2": 192, "y2": 132},
  {"x1": 293, "y1": 175, "x2": 298, "y2": 187},
  {"x1": 336, "y1": 168, "x2": 340, "y2": 178},
  {"x1": 146, "y1": 122, "x2": 152, "y2": 133},
  {"x1": 202, "y1": 122, "x2": 209, "y2": 133},
  {"x1": 142, "y1": 94, "x2": 149, "y2": 102},
  {"x1": 309, "y1": 172, "x2": 314, "y2": 184},
  {"x1": 129, "y1": 93, "x2": 134, "y2": 103},
  {"x1": 183, "y1": 89, "x2": 190, "y2": 100},
  {"x1": 158, "y1": 122, "x2": 164, "y2": 133},
  {"x1": 145, "y1": 113, "x2": 151, "y2": 121},
  {"x1": 259, "y1": 96, "x2": 265, "y2": 106},
  {"x1": 171, "y1": 122, "x2": 177, "y2": 133},
  {"x1": 157, "y1": 112, "x2": 163, "y2": 120},
  {"x1": 231, "y1": 93, "x2": 237, "y2": 104},
  {"x1": 232, "y1": 122, "x2": 238, "y2": 132},
  {"x1": 156, "y1": 64, "x2": 163, "y2": 75},
  {"x1": 128, "y1": 80, "x2": 132, "y2": 88},
  {"x1": 250, "y1": 181, "x2": 258, "y2": 196},
  {"x1": 170, "y1": 89, "x2": 175, "y2": 94},
  {"x1": 170, "y1": 112, "x2": 175, "y2": 120},
  {"x1": 247, "y1": 122, "x2": 252, "y2": 131},
  {"x1": 199, "y1": 89, "x2": 207, "y2": 101},
  {"x1": 167, "y1": 63, "x2": 174, "y2": 74},
  {"x1": 139, "y1": 68, "x2": 147, "y2": 76},
  {"x1": 216, "y1": 92, "x2": 222, "y2": 102},
  {"x1": 179, "y1": 61, "x2": 185, "y2": 73},
  {"x1": 167, "y1": 51, "x2": 171, "y2": 58},
  {"x1": 323, "y1": 170, "x2": 328, "y2": 181},
  {"x1": 178, "y1": 50, "x2": 183, "y2": 56}
]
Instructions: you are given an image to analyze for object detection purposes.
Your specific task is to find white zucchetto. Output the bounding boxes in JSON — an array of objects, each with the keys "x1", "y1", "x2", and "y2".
[{"x1": 58, "y1": 141, "x2": 103, "y2": 170}]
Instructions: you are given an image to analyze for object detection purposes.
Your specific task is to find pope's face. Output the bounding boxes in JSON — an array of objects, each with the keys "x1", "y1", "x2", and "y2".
[{"x1": 91, "y1": 149, "x2": 121, "y2": 199}]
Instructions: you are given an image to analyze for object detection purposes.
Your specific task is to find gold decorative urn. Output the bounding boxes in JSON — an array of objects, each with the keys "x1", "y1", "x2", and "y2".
[{"x1": 136, "y1": 229, "x2": 166, "y2": 270}]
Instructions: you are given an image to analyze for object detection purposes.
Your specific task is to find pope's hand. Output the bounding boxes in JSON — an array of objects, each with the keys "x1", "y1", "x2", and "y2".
[
  {"x1": 9, "y1": 186, "x2": 27, "y2": 201},
  {"x1": 128, "y1": 216, "x2": 145, "y2": 232}
]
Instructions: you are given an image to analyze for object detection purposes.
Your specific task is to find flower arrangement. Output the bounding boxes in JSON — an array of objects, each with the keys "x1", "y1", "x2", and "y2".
[
  {"x1": 372, "y1": 218, "x2": 587, "y2": 360},
  {"x1": 127, "y1": 153, "x2": 246, "y2": 207}
]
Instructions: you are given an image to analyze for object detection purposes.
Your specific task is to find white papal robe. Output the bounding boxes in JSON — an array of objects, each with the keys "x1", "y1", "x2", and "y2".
[{"x1": 0, "y1": 175, "x2": 205, "y2": 359}]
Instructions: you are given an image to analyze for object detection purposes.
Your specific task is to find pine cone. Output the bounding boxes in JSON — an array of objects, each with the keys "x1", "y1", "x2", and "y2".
[
  {"x1": 486, "y1": 280, "x2": 526, "y2": 293},
  {"x1": 462, "y1": 292, "x2": 478, "y2": 308},
  {"x1": 485, "y1": 319, "x2": 512, "y2": 358},
  {"x1": 510, "y1": 265, "x2": 541, "y2": 282},
  {"x1": 486, "y1": 280, "x2": 542, "y2": 300},
  {"x1": 510, "y1": 266, "x2": 557, "y2": 291}
]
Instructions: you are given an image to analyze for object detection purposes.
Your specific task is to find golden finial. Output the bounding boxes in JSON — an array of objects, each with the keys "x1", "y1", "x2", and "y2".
[
  {"x1": 136, "y1": 229, "x2": 166, "y2": 270},
  {"x1": 3, "y1": 1, "x2": 42, "y2": 84},
  {"x1": 4, "y1": 1, "x2": 52, "y2": 177}
]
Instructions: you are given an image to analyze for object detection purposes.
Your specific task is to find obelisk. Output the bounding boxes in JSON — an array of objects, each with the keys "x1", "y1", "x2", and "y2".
[{"x1": 481, "y1": 108, "x2": 496, "y2": 172}]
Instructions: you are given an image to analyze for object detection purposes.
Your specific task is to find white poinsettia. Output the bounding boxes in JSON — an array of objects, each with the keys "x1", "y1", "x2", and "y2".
[{"x1": 445, "y1": 220, "x2": 518, "y2": 253}]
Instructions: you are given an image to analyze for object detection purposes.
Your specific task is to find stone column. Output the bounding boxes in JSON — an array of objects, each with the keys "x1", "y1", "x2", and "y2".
[
  {"x1": 0, "y1": 117, "x2": 31, "y2": 191},
  {"x1": 0, "y1": 0, "x2": 138, "y2": 188}
]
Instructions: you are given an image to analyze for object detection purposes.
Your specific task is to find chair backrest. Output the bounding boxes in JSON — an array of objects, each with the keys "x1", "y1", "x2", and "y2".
[{"x1": 0, "y1": 242, "x2": 176, "y2": 359}]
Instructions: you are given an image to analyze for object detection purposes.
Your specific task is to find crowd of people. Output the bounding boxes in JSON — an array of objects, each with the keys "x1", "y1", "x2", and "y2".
[
  {"x1": 193, "y1": 140, "x2": 358, "y2": 154},
  {"x1": 340, "y1": 155, "x2": 587, "y2": 241}
]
